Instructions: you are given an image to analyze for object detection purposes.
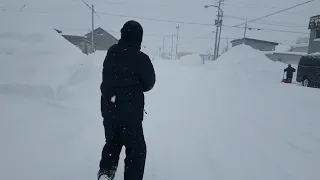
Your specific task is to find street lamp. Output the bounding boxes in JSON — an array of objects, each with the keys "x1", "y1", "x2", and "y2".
[
  {"x1": 204, "y1": 5, "x2": 223, "y2": 18},
  {"x1": 204, "y1": 4, "x2": 223, "y2": 60}
]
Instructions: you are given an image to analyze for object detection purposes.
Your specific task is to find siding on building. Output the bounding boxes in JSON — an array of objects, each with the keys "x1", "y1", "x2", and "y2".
[
  {"x1": 308, "y1": 15, "x2": 320, "y2": 54},
  {"x1": 62, "y1": 35, "x2": 92, "y2": 54},
  {"x1": 265, "y1": 52, "x2": 306, "y2": 65},
  {"x1": 231, "y1": 38, "x2": 279, "y2": 51},
  {"x1": 85, "y1": 27, "x2": 118, "y2": 51},
  {"x1": 308, "y1": 28, "x2": 320, "y2": 54},
  {"x1": 290, "y1": 46, "x2": 309, "y2": 53}
]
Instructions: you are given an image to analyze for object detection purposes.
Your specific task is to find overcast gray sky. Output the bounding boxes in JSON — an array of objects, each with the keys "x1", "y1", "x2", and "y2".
[{"x1": 1, "y1": 0, "x2": 319, "y2": 56}]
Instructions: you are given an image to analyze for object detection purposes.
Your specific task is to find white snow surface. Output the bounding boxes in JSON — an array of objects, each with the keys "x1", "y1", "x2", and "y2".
[
  {"x1": 265, "y1": 51, "x2": 308, "y2": 56},
  {"x1": 1, "y1": 19, "x2": 320, "y2": 180},
  {"x1": 0, "y1": 13, "x2": 86, "y2": 89}
]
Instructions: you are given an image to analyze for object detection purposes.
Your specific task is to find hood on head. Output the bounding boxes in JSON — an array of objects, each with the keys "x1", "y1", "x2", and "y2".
[{"x1": 120, "y1": 20, "x2": 143, "y2": 48}]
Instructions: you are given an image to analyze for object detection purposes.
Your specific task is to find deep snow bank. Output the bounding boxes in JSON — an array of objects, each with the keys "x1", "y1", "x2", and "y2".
[
  {"x1": 0, "y1": 13, "x2": 102, "y2": 180},
  {"x1": 178, "y1": 54, "x2": 204, "y2": 66},
  {"x1": 144, "y1": 57, "x2": 320, "y2": 180},
  {"x1": 212, "y1": 45, "x2": 287, "y2": 83},
  {"x1": 0, "y1": 12, "x2": 86, "y2": 88},
  {"x1": 0, "y1": 12, "x2": 95, "y2": 104}
]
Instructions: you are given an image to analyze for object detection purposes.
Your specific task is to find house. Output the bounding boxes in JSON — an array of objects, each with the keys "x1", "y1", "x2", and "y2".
[
  {"x1": 264, "y1": 38, "x2": 308, "y2": 65},
  {"x1": 265, "y1": 51, "x2": 307, "y2": 65},
  {"x1": 289, "y1": 37, "x2": 309, "y2": 53},
  {"x1": 55, "y1": 27, "x2": 118, "y2": 55},
  {"x1": 231, "y1": 38, "x2": 279, "y2": 51},
  {"x1": 62, "y1": 35, "x2": 93, "y2": 55},
  {"x1": 308, "y1": 14, "x2": 320, "y2": 54},
  {"x1": 85, "y1": 27, "x2": 118, "y2": 51},
  {"x1": 54, "y1": 29, "x2": 62, "y2": 34}
]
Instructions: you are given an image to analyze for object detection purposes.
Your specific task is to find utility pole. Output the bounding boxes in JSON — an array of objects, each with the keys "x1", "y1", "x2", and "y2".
[
  {"x1": 217, "y1": 0, "x2": 224, "y2": 59},
  {"x1": 243, "y1": 18, "x2": 248, "y2": 44},
  {"x1": 226, "y1": 38, "x2": 229, "y2": 50},
  {"x1": 171, "y1": 34, "x2": 174, "y2": 60},
  {"x1": 213, "y1": 17, "x2": 219, "y2": 60},
  {"x1": 175, "y1": 25, "x2": 180, "y2": 60},
  {"x1": 211, "y1": 31, "x2": 215, "y2": 60},
  {"x1": 91, "y1": 4, "x2": 95, "y2": 52},
  {"x1": 163, "y1": 37, "x2": 165, "y2": 53}
]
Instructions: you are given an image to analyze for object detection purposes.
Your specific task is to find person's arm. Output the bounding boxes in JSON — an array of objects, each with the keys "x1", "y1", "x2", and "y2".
[
  {"x1": 100, "y1": 46, "x2": 115, "y2": 94},
  {"x1": 137, "y1": 53, "x2": 156, "y2": 92}
]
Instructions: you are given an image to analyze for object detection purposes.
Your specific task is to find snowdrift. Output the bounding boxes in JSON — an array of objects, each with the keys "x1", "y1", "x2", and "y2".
[
  {"x1": 0, "y1": 12, "x2": 86, "y2": 88},
  {"x1": 146, "y1": 52, "x2": 320, "y2": 180},
  {"x1": 212, "y1": 45, "x2": 287, "y2": 84},
  {"x1": 0, "y1": 12, "x2": 97, "y2": 104},
  {"x1": 178, "y1": 54, "x2": 204, "y2": 66},
  {"x1": 0, "y1": 13, "x2": 102, "y2": 180}
]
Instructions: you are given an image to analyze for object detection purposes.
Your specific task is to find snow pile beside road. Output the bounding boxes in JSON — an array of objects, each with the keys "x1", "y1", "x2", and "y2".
[
  {"x1": 213, "y1": 45, "x2": 287, "y2": 83},
  {"x1": 0, "y1": 13, "x2": 85, "y2": 88},
  {"x1": 178, "y1": 54, "x2": 204, "y2": 66}
]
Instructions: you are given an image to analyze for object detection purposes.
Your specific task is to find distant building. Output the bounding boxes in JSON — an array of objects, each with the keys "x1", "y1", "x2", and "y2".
[
  {"x1": 265, "y1": 51, "x2": 307, "y2": 65},
  {"x1": 85, "y1": 27, "x2": 118, "y2": 51},
  {"x1": 265, "y1": 38, "x2": 308, "y2": 65},
  {"x1": 54, "y1": 29, "x2": 62, "y2": 34},
  {"x1": 61, "y1": 35, "x2": 92, "y2": 55},
  {"x1": 289, "y1": 37, "x2": 309, "y2": 53},
  {"x1": 231, "y1": 38, "x2": 279, "y2": 51},
  {"x1": 308, "y1": 15, "x2": 320, "y2": 54},
  {"x1": 55, "y1": 27, "x2": 118, "y2": 55}
]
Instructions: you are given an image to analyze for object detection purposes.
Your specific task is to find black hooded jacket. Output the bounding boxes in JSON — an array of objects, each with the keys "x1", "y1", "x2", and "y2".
[
  {"x1": 284, "y1": 66, "x2": 296, "y2": 78},
  {"x1": 100, "y1": 21, "x2": 156, "y2": 123}
]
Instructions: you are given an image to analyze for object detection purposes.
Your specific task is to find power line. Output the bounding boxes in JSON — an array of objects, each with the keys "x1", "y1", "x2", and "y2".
[
  {"x1": 94, "y1": 1, "x2": 173, "y2": 7},
  {"x1": 224, "y1": 2, "x2": 282, "y2": 10},
  {"x1": 224, "y1": 2, "x2": 312, "y2": 15},
  {"x1": 96, "y1": 11, "x2": 214, "y2": 26},
  {"x1": 78, "y1": 0, "x2": 117, "y2": 34},
  {"x1": 96, "y1": 11, "x2": 310, "y2": 35},
  {"x1": 56, "y1": 27, "x2": 238, "y2": 40},
  {"x1": 251, "y1": 21, "x2": 307, "y2": 28},
  {"x1": 246, "y1": 27, "x2": 310, "y2": 34},
  {"x1": 233, "y1": 0, "x2": 316, "y2": 27},
  {"x1": 94, "y1": 12, "x2": 117, "y2": 33},
  {"x1": 56, "y1": 27, "x2": 299, "y2": 44},
  {"x1": 222, "y1": 24, "x2": 309, "y2": 34},
  {"x1": 80, "y1": 0, "x2": 92, "y2": 10},
  {"x1": 1, "y1": 4, "x2": 311, "y2": 35},
  {"x1": 225, "y1": 14, "x2": 308, "y2": 28}
]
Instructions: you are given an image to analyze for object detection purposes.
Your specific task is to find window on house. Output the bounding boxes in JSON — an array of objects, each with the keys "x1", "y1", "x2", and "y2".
[
  {"x1": 315, "y1": 29, "x2": 320, "y2": 39},
  {"x1": 97, "y1": 31, "x2": 104, "y2": 36}
]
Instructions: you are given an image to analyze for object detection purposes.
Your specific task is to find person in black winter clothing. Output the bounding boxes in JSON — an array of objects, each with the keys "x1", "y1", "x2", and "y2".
[
  {"x1": 98, "y1": 20, "x2": 156, "y2": 180},
  {"x1": 284, "y1": 64, "x2": 296, "y2": 83}
]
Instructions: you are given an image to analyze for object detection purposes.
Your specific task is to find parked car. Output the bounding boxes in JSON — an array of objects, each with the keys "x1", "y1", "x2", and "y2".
[{"x1": 296, "y1": 55, "x2": 320, "y2": 87}]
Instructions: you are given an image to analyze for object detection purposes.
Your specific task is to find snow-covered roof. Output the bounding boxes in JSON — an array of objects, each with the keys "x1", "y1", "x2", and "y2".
[
  {"x1": 308, "y1": 52, "x2": 320, "y2": 56},
  {"x1": 264, "y1": 51, "x2": 307, "y2": 56},
  {"x1": 291, "y1": 43, "x2": 309, "y2": 48},
  {"x1": 296, "y1": 37, "x2": 309, "y2": 44},
  {"x1": 58, "y1": 29, "x2": 91, "y2": 36},
  {"x1": 231, "y1": 37, "x2": 279, "y2": 45}
]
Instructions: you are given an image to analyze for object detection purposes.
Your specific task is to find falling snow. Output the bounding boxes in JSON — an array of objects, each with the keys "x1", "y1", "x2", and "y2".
[
  {"x1": 111, "y1": 96, "x2": 116, "y2": 103},
  {"x1": 1, "y1": 6, "x2": 320, "y2": 180}
]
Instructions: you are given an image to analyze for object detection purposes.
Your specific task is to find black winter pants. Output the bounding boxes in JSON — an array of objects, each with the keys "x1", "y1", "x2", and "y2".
[
  {"x1": 99, "y1": 121, "x2": 147, "y2": 180},
  {"x1": 286, "y1": 77, "x2": 292, "y2": 83}
]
